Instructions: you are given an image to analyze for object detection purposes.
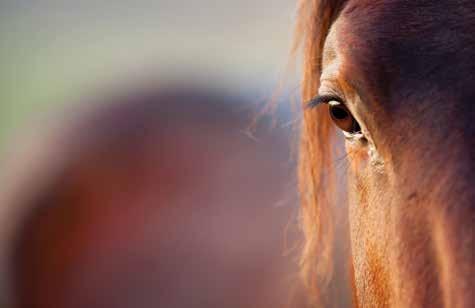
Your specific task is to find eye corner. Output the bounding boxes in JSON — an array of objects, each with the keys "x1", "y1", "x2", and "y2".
[{"x1": 343, "y1": 130, "x2": 367, "y2": 143}]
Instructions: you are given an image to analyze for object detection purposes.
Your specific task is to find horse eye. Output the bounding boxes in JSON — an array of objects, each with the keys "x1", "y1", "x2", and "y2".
[{"x1": 328, "y1": 101, "x2": 361, "y2": 134}]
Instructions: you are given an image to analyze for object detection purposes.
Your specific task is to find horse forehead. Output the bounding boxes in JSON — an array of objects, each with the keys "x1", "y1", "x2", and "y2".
[
  {"x1": 340, "y1": 0, "x2": 475, "y2": 33},
  {"x1": 332, "y1": 1, "x2": 475, "y2": 103}
]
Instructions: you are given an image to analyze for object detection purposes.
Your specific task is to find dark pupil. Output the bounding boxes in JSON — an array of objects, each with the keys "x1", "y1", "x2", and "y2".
[{"x1": 331, "y1": 106, "x2": 348, "y2": 120}]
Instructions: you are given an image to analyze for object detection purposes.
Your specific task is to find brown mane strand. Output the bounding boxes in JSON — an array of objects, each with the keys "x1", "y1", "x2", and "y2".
[{"x1": 293, "y1": 0, "x2": 349, "y2": 306}]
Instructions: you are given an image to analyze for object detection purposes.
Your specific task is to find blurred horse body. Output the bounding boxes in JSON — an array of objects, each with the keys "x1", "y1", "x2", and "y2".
[
  {"x1": 1, "y1": 86, "x2": 302, "y2": 308},
  {"x1": 296, "y1": 1, "x2": 475, "y2": 307}
]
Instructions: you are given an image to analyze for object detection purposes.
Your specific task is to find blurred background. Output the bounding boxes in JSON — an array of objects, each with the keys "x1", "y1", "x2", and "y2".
[
  {"x1": 0, "y1": 1, "x2": 305, "y2": 307},
  {"x1": 0, "y1": 0, "x2": 297, "y2": 146}
]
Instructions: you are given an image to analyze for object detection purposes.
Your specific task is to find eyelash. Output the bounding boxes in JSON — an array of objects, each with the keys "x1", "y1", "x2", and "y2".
[{"x1": 306, "y1": 94, "x2": 344, "y2": 109}]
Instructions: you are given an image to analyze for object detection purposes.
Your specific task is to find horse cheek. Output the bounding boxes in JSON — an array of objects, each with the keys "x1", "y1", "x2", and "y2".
[{"x1": 347, "y1": 145, "x2": 395, "y2": 307}]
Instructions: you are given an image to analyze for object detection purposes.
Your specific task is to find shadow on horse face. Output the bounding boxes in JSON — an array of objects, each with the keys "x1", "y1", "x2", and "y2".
[{"x1": 298, "y1": 0, "x2": 474, "y2": 307}]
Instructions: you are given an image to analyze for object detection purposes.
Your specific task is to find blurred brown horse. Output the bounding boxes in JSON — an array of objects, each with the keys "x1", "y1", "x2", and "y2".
[
  {"x1": 295, "y1": 0, "x2": 475, "y2": 307},
  {"x1": 0, "y1": 86, "x2": 303, "y2": 308}
]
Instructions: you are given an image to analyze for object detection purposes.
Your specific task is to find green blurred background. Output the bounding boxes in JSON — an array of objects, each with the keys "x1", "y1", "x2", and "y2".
[{"x1": 0, "y1": 0, "x2": 296, "y2": 148}]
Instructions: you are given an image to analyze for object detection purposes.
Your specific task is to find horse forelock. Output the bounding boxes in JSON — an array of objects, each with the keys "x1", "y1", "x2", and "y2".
[{"x1": 295, "y1": 0, "x2": 351, "y2": 306}]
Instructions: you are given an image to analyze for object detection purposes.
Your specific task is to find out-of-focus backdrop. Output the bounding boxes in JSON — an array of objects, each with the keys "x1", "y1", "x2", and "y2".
[
  {"x1": 0, "y1": 0, "x2": 297, "y2": 146},
  {"x1": 0, "y1": 1, "x2": 305, "y2": 308}
]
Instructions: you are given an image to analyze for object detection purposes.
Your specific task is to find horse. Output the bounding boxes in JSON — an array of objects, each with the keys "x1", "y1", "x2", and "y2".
[
  {"x1": 294, "y1": 0, "x2": 475, "y2": 307},
  {"x1": 0, "y1": 85, "x2": 302, "y2": 308}
]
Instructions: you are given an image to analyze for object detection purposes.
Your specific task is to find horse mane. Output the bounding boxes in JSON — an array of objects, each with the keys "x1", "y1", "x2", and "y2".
[{"x1": 293, "y1": 0, "x2": 349, "y2": 306}]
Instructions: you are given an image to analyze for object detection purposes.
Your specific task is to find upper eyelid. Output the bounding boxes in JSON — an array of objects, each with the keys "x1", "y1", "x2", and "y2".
[
  {"x1": 306, "y1": 94, "x2": 344, "y2": 109},
  {"x1": 319, "y1": 77, "x2": 348, "y2": 99}
]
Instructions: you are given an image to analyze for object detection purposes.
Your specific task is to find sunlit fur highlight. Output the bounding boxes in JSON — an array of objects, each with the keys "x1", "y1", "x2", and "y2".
[{"x1": 293, "y1": 0, "x2": 348, "y2": 306}]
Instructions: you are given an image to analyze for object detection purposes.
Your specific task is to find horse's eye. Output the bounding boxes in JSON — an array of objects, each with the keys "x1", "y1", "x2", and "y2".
[{"x1": 328, "y1": 101, "x2": 361, "y2": 134}]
